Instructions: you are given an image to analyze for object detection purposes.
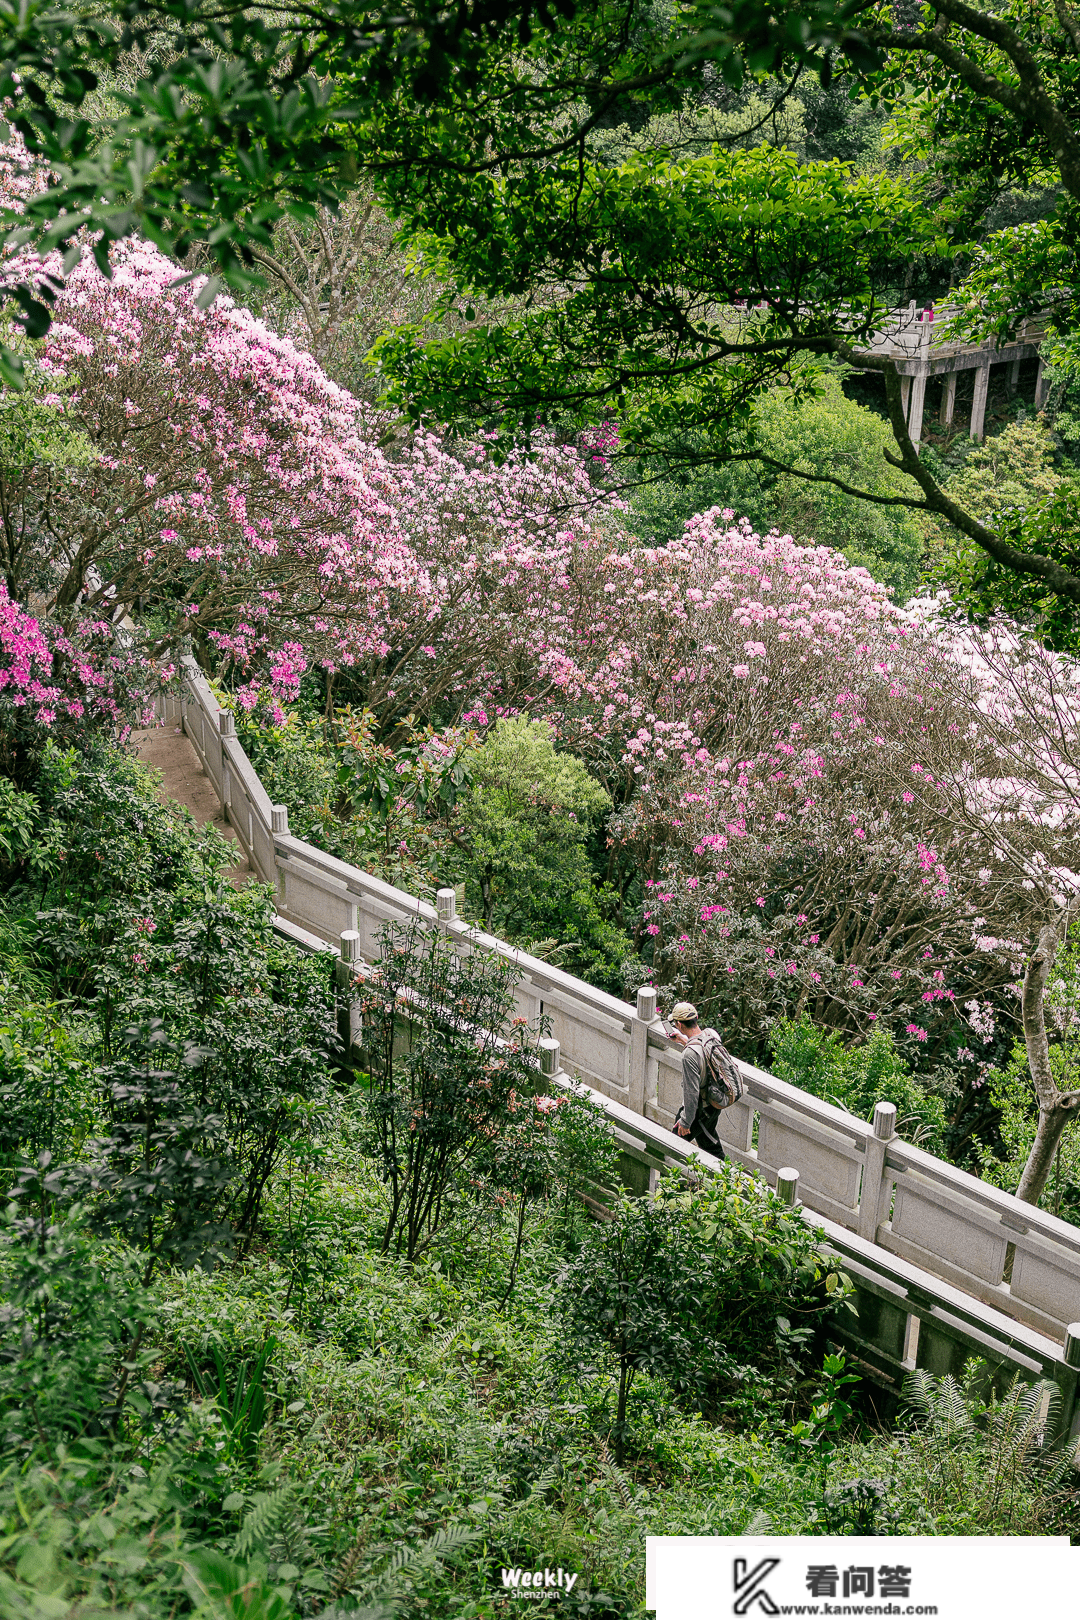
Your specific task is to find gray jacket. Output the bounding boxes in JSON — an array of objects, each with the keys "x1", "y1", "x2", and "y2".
[{"x1": 680, "y1": 1028, "x2": 721, "y2": 1138}]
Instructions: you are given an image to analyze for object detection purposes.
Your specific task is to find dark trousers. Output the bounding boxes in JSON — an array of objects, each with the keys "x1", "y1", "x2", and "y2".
[{"x1": 677, "y1": 1110, "x2": 725, "y2": 1159}]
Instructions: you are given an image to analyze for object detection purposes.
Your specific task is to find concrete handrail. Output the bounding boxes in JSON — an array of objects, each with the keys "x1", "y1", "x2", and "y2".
[
  {"x1": 155, "y1": 662, "x2": 1080, "y2": 1357},
  {"x1": 541, "y1": 1045, "x2": 1080, "y2": 1438}
]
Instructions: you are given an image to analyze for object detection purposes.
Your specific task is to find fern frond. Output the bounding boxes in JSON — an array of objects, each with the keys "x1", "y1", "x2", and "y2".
[
  {"x1": 1042, "y1": 1433, "x2": 1080, "y2": 1489},
  {"x1": 597, "y1": 1438, "x2": 635, "y2": 1512},
  {"x1": 902, "y1": 1369, "x2": 976, "y2": 1442},
  {"x1": 983, "y1": 1377, "x2": 1058, "y2": 1493},
  {"x1": 742, "y1": 1510, "x2": 773, "y2": 1535},
  {"x1": 333, "y1": 1536, "x2": 366, "y2": 1598},
  {"x1": 232, "y1": 1485, "x2": 294, "y2": 1559},
  {"x1": 378, "y1": 1523, "x2": 480, "y2": 1582},
  {"x1": 527, "y1": 1463, "x2": 559, "y2": 1502},
  {"x1": 432, "y1": 1323, "x2": 463, "y2": 1359}
]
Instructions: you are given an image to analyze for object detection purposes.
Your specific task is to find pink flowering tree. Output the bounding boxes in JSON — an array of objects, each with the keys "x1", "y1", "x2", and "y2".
[
  {"x1": 28, "y1": 241, "x2": 408, "y2": 685},
  {"x1": 896, "y1": 609, "x2": 1080, "y2": 1202},
  {"x1": 0, "y1": 581, "x2": 142, "y2": 776},
  {"x1": 321, "y1": 427, "x2": 625, "y2": 730},
  {"x1": 0, "y1": 142, "x2": 627, "y2": 729},
  {"x1": 0, "y1": 220, "x2": 623, "y2": 729},
  {"x1": 498, "y1": 512, "x2": 1060, "y2": 1084}
]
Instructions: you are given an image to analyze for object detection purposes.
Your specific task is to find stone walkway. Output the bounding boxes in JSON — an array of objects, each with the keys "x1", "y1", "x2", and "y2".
[{"x1": 131, "y1": 723, "x2": 252, "y2": 885}]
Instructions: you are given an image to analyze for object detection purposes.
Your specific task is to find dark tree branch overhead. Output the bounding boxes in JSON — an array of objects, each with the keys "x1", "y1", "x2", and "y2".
[
  {"x1": 869, "y1": 3, "x2": 1080, "y2": 201},
  {"x1": 831, "y1": 342, "x2": 1080, "y2": 605}
]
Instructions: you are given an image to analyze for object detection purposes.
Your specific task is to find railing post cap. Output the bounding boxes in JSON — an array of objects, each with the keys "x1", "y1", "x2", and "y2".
[
  {"x1": 539, "y1": 1037, "x2": 561, "y2": 1077},
  {"x1": 436, "y1": 887, "x2": 456, "y2": 921},
  {"x1": 636, "y1": 985, "x2": 657, "y2": 1020},
  {"x1": 340, "y1": 930, "x2": 361, "y2": 964},
  {"x1": 1065, "y1": 1324, "x2": 1080, "y2": 1368},
  {"x1": 218, "y1": 709, "x2": 235, "y2": 735},
  {"x1": 873, "y1": 1100, "x2": 898, "y2": 1140},
  {"x1": 270, "y1": 804, "x2": 289, "y2": 834},
  {"x1": 776, "y1": 1166, "x2": 800, "y2": 1207}
]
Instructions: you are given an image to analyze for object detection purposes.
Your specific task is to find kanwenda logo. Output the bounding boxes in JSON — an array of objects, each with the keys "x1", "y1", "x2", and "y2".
[
  {"x1": 500, "y1": 1566, "x2": 580, "y2": 1599},
  {"x1": 734, "y1": 1556, "x2": 782, "y2": 1615}
]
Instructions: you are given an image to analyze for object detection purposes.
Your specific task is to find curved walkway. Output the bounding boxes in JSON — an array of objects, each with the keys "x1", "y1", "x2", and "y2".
[{"x1": 132, "y1": 723, "x2": 252, "y2": 886}]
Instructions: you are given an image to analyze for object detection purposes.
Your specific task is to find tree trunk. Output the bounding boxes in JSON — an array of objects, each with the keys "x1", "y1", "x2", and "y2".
[
  {"x1": 614, "y1": 1358, "x2": 633, "y2": 1465},
  {"x1": 1015, "y1": 911, "x2": 1080, "y2": 1205},
  {"x1": 1015, "y1": 1097, "x2": 1079, "y2": 1206}
]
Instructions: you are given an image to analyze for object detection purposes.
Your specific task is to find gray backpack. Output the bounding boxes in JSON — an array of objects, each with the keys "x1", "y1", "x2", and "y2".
[{"x1": 696, "y1": 1029, "x2": 744, "y2": 1112}]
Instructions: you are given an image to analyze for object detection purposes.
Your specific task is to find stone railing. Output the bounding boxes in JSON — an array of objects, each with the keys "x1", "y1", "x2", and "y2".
[
  {"x1": 157, "y1": 659, "x2": 1080, "y2": 1432},
  {"x1": 859, "y1": 302, "x2": 1050, "y2": 360}
]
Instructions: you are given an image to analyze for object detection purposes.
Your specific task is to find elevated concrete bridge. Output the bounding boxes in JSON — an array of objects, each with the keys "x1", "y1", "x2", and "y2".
[{"x1": 854, "y1": 302, "x2": 1050, "y2": 445}]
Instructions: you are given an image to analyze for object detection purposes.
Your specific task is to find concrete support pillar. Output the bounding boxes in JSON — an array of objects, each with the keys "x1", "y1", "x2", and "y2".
[
  {"x1": 940, "y1": 371, "x2": 957, "y2": 428},
  {"x1": 900, "y1": 375, "x2": 911, "y2": 420},
  {"x1": 1035, "y1": 357, "x2": 1050, "y2": 409},
  {"x1": 1007, "y1": 357, "x2": 1021, "y2": 395},
  {"x1": 907, "y1": 369, "x2": 928, "y2": 448},
  {"x1": 970, "y1": 363, "x2": 991, "y2": 441}
]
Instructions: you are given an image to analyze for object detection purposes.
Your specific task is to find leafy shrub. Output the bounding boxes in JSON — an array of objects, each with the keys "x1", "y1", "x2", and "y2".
[
  {"x1": 923, "y1": 420, "x2": 1080, "y2": 653},
  {"x1": 0, "y1": 1166, "x2": 158, "y2": 1453},
  {"x1": 558, "y1": 1167, "x2": 852, "y2": 1458},
  {"x1": 770, "y1": 1013, "x2": 948, "y2": 1151},
  {"x1": 0, "y1": 776, "x2": 43, "y2": 882},
  {"x1": 934, "y1": 418, "x2": 1063, "y2": 529},
  {"x1": 3, "y1": 747, "x2": 340, "y2": 1258},
  {"x1": 10, "y1": 743, "x2": 230, "y2": 928},
  {"x1": 0, "y1": 1448, "x2": 198, "y2": 1619},
  {"x1": 233, "y1": 696, "x2": 470, "y2": 895},
  {"x1": 557, "y1": 1191, "x2": 710, "y2": 1462},
  {"x1": 685, "y1": 1163, "x2": 854, "y2": 1376},
  {"x1": 91, "y1": 891, "x2": 339, "y2": 1250},
  {"x1": 0, "y1": 1006, "x2": 97, "y2": 1191},
  {"x1": 355, "y1": 918, "x2": 547, "y2": 1261},
  {"x1": 454, "y1": 717, "x2": 633, "y2": 988},
  {"x1": 233, "y1": 703, "x2": 636, "y2": 989},
  {"x1": 88, "y1": 1020, "x2": 236, "y2": 1284}
]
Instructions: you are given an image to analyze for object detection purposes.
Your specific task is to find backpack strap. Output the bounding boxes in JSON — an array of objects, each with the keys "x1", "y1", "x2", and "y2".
[{"x1": 693, "y1": 1030, "x2": 723, "y2": 1115}]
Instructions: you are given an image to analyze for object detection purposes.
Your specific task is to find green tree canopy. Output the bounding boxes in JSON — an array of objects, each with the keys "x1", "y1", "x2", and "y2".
[
  {"x1": 626, "y1": 374, "x2": 926, "y2": 598},
  {"x1": 452, "y1": 719, "x2": 628, "y2": 984},
  {"x1": 2, "y1": 0, "x2": 1080, "y2": 631}
]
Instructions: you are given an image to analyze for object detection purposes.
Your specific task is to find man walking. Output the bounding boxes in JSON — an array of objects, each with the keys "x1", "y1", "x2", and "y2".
[{"x1": 669, "y1": 1001, "x2": 725, "y2": 1159}]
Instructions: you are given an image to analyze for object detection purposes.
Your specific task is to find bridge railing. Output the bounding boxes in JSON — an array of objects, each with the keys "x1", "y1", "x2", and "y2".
[
  {"x1": 859, "y1": 302, "x2": 1050, "y2": 361},
  {"x1": 544, "y1": 1045, "x2": 1080, "y2": 1437},
  {"x1": 156, "y1": 659, "x2": 1080, "y2": 1385}
]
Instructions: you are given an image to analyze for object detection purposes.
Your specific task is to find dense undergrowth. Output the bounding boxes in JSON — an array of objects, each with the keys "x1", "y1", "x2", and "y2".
[{"x1": 1, "y1": 745, "x2": 1078, "y2": 1619}]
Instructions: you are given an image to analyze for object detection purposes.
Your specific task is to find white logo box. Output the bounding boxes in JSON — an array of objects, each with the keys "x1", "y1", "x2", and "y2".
[{"x1": 646, "y1": 1536, "x2": 1079, "y2": 1619}]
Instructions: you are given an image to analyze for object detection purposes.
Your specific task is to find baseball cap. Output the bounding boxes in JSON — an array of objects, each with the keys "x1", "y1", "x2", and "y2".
[{"x1": 670, "y1": 1002, "x2": 698, "y2": 1023}]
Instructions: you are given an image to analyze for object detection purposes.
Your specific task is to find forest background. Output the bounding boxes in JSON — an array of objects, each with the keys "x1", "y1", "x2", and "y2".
[{"x1": 2, "y1": 0, "x2": 1080, "y2": 1613}]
